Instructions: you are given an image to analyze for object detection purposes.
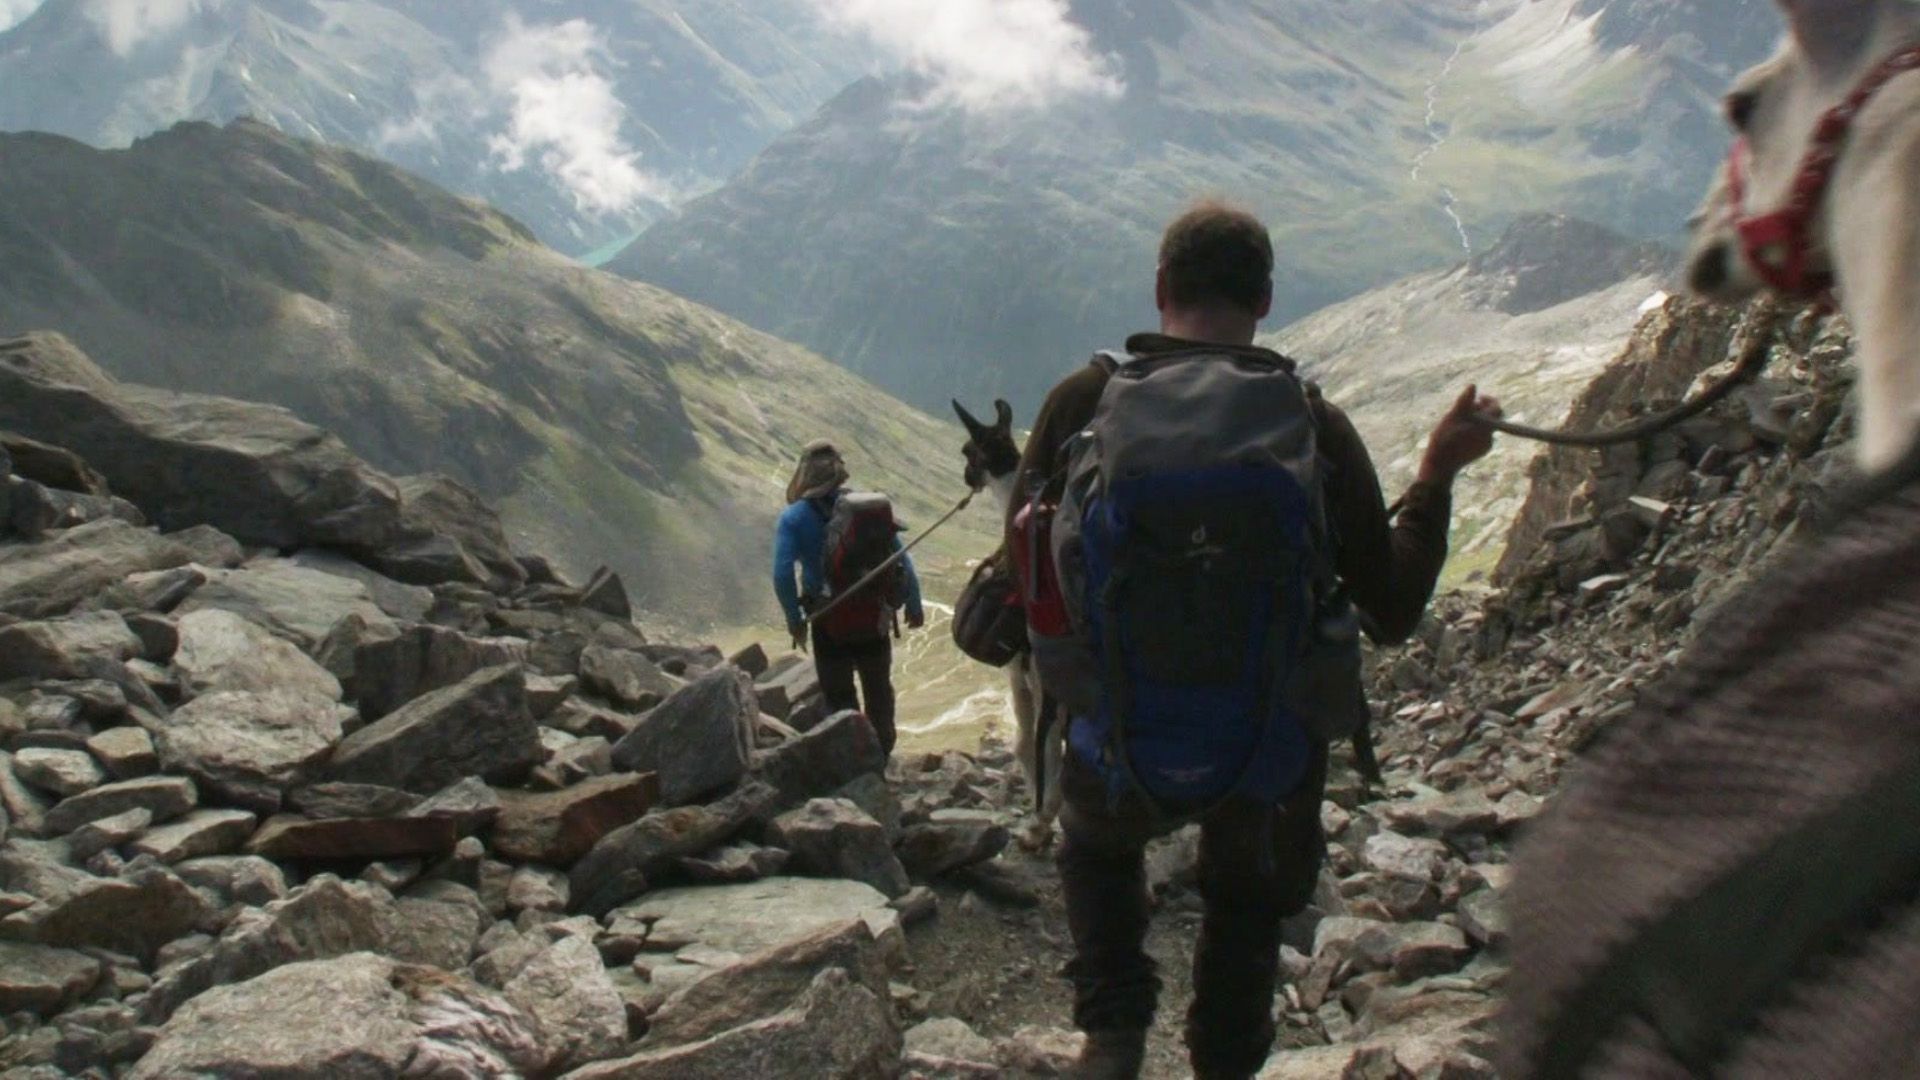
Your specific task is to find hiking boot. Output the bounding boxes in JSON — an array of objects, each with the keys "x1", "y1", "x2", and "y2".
[{"x1": 1070, "y1": 1029, "x2": 1147, "y2": 1080}]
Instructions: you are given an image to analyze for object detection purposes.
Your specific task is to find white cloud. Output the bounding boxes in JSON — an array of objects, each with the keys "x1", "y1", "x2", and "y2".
[
  {"x1": 0, "y1": 0, "x2": 46, "y2": 33},
  {"x1": 481, "y1": 16, "x2": 666, "y2": 216},
  {"x1": 83, "y1": 0, "x2": 219, "y2": 56},
  {"x1": 807, "y1": 0, "x2": 1123, "y2": 110},
  {"x1": 375, "y1": 75, "x2": 485, "y2": 152}
]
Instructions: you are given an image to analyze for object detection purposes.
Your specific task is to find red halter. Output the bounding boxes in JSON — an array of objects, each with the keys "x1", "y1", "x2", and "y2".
[{"x1": 1725, "y1": 43, "x2": 1920, "y2": 299}]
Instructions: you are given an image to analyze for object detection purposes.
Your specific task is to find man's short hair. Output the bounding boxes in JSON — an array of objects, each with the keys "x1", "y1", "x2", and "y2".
[{"x1": 1158, "y1": 200, "x2": 1273, "y2": 313}]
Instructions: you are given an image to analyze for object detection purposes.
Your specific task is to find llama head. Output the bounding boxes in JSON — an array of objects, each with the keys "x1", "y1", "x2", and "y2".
[
  {"x1": 1686, "y1": 0, "x2": 1917, "y2": 300},
  {"x1": 953, "y1": 398, "x2": 1020, "y2": 491}
]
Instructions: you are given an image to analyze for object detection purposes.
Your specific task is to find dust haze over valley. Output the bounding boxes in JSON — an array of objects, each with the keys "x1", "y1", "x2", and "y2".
[{"x1": 0, "y1": 0, "x2": 1783, "y2": 748}]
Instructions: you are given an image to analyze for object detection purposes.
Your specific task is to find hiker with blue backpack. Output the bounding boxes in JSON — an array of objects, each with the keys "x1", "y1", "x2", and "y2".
[
  {"x1": 1010, "y1": 202, "x2": 1500, "y2": 1080},
  {"x1": 774, "y1": 439, "x2": 926, "y2": 756}
]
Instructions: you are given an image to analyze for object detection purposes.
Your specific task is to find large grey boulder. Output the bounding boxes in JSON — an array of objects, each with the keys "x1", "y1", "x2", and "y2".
[
  {"x1": 142, "y1": 875, "x2": 399, "y2": 1021},
  {"x1": 154, "y1": 691, "x2": 350, "y2": 811},
  {"x1": 0, "y1": 611, "x2": 141, "y2": 680},
  {"x1": 751, "y1": 711, "x2": 888, "y2": 809},
  {"x1": 570, "y1": 782, "x2": 781, "y2": 918},
  {"x1": 0, "y1": 940, "x2": 104, "y2": 1017},
  {"x1": 580, "y1": 646, "x2": 676, "y2": 711},
  {"x1": 11, "y1": 748, "x2": 107, "y2": 799},
  {"x1": 0, "y1": 519, "x2": 193, "y2": 618},
  {"x1": 353, "y1": 624, "x2": 531, "y2": 720},
  {"x1": 369, "y1": 474, "x2": 527, "y2": 590},
  {"x1": 130, "y1": 953, "x2": 544, "y2": 1079},
  {"x1": 766, "y1": 799, "x2": 910, "y2": 899},
  {"x1": 564, "y1": 967, "x2": 898, "y2": 1080},
  {"x1": 895, "y1": 821, "x2": 1012, "y2": 881},
  {"x1": 645, "y1": 918, "x2": 892, "y2": 1047},
  {"x1": 0, "y1": 863, "x2": 212, "y2": 961},
  {"x1": 328, "y1": 665, "x2": 541, "y2": 793},
  {"x1": 390, "y1": 881, "x2": 489, "y2": 972},
  {"x1": 172, "y1": 609, "x2": 342, "y2": 702},
  {"x1": 611, "y1": 667, "x2": 753, "y2": 806},
  {"x1": 288, "y1": 550, "x2": 435, "y2": 621},
  {"x1": 0, "y1": 430, "x2": 107, "y2": 495},
  {"x1": 0, "y1": 333, "x2": 405, "y2": 551},
  {"x1": 177, "y1": 561, "x2": 396, "y2": 648},
  {"x1": 505, "y1": 935, "x2": 628, "y2": 1072}
]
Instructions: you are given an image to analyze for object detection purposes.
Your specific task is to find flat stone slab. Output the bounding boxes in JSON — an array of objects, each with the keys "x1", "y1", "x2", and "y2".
[
  {"x1": 43, "y1": 775, "x2": 197, "y2": 836},
  {"x1": 490, "y1": 773, "x2": 660, "y2": 865},
  {"x1": 176, "y1": 562, "x2": 396, "y2": 648},
  {"x1": 247, "y1": 815, "x2": 459, "y2": 860},
  {"x1": 173, "y1": 609, "x2": 342, "y2": 703},
  {"x1": 132, "y1": 809, "x2": 260, "y2": 864},
  {"x1": 607, "y1": 877, "x2": 899, "y2": 961},
  {"x1": 0, "y1": 519, "x2": 192, "y2": 619}
]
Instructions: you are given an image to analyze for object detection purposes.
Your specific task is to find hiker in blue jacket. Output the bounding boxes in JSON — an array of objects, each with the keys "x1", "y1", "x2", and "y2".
[{"x1": 774, "y1": 439, "x2": 924, "y2": 754}]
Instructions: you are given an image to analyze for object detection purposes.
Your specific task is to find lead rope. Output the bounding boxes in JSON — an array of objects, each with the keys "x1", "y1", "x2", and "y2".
[
  {"x1": 804, "y1": 489, "x2": 979, "y2": 628},
  {"x1": 1463, "y1": 325, "x2": 1776, "y2": 447}
]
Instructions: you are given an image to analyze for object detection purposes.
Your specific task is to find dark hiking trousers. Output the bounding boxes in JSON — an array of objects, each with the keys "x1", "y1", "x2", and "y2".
[
  {"x1": 811, "y1": 626, "x2": 897, "y2": 755},
  {"x1": 1057, "y1": 742, "x2": 1329, "y2": 1077}
]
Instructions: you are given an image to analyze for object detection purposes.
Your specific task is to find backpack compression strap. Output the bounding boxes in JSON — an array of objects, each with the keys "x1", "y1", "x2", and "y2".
[{"x1": 1530, "y1": 749, "x2": 1920, "y2": 1078}]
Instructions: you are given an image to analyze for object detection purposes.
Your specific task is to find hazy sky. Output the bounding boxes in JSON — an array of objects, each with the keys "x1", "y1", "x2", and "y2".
[
  {"x1": 0, "y1": 0, "x2": 1122, "y2": 213},
  {"x1": 0, "y1": 0, "x2": 43, "y2": 33}
]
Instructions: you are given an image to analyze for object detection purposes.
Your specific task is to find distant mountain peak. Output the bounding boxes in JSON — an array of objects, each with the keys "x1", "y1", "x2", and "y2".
[{"x1": 1463, "y1": 214, "x2": 1673, "y2": 316}]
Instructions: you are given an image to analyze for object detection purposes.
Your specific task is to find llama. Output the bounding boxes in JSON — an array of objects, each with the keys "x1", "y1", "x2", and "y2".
[
  {"x1": 1686, "y1": 0, "x2": 1920, "y2": 472},
  {"x1": 1504, "y1": 2, "x2": 1920, "y2": 1073},
  {"x1": 955, "y1": 398, "x2": 1065, "y2": 850}
]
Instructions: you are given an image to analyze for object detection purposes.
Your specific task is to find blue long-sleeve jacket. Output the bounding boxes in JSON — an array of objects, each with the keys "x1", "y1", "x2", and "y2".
[{"x1": 773, "y1": 494, "x2": 924, "y2": 629}]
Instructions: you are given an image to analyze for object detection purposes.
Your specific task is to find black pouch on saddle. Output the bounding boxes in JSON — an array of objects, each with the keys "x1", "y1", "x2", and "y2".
[{"x1": 952, "y1": 551, "x2": 1027, "y2": 668}]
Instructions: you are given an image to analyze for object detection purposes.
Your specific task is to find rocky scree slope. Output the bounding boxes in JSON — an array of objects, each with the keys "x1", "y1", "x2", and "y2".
[
  {"x1": 0, "y1": 0, "x2": 871, "y2": 255},
  {"x1": 0, "y1": 120, "x2": 993, "y2": 625},
  {"x1": 613, "y1": 0, "x2": 1779, "y2": 415},
  {"x1": 0, "y1": 329, "x2": 1036, "y2": 1078},
  {"x1": 1270, "y1": 213, "x2": 1673, "y2": 579}
]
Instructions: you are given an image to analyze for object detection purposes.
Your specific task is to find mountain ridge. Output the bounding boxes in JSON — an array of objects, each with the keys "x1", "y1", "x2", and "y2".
[
  {"x1": 0, "y1": 117, "x2": 993, "y2": 625},
  {"x1": 611, "y1": 0, "x2": 1780, "y2": 416},
  {"x1": 0, "y1": 0, "x2": 874, "y2": 254}
]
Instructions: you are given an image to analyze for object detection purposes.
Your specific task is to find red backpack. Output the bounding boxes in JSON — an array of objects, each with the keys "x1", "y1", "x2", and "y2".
[{"x1": 819, "y1": 492, "x2": 907, "y2": 640}]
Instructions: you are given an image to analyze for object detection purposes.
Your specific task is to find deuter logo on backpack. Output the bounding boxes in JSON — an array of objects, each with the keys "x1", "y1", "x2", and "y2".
[
  {"x1": 820, "y1": 492, "x2": 907, "y2": 640},
  {"x1": 1031, "y1": 349, "x2": 1368, "y2": 814}
]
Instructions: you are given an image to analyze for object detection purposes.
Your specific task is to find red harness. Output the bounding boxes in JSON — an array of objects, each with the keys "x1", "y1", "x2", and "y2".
[{"x1": 1726, "y1": 43, "x2": 1920, "y2": 299}]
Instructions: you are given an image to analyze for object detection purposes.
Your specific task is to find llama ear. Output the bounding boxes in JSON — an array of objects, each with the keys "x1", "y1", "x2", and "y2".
[
  {"x1": 993, "y1": 399, "x2": 1013, "y2": 431},
  {"x1": 1777, "y1": 0, "x2": 1883, "y2": 63},
  {"x1": 953, "y1": 400, "x2": 990, "y2": 442}
]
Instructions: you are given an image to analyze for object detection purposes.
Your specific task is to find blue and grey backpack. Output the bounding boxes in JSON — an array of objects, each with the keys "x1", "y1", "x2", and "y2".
[{"x1": 1034, "y1": 348, "x2": 1367, "y2": 816}]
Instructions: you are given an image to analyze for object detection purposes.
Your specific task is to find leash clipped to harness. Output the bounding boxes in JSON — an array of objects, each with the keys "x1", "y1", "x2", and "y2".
[
  {"x1": 1472, "y1": 43, "x2": 1920, "y2": 449},
  {"x1": 1464, "y1": 330, "x2": 1776, "y2": 448},
  {"x1": 1729, "y1": 43, "x2": 1920, "y2": 300},
  {"x1": 804, "y1": 489, "x2": 977, "y2": 628}
]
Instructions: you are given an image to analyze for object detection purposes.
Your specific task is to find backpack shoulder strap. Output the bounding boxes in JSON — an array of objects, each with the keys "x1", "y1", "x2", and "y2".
[{"x1": 1090, "y1": 349, "x2": 1131, "y2": 375}]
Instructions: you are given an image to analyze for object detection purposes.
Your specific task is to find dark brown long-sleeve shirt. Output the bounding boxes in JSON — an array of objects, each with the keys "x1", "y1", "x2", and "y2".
[{"x1": 1009, "y1": 332, "x2": 1453, "y2": 645}]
